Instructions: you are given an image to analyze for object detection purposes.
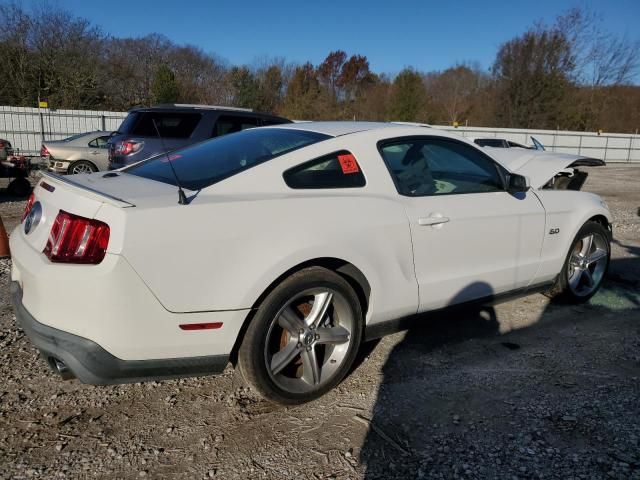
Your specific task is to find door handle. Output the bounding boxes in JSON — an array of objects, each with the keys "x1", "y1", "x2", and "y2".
[
  {"x1": 418, "y1": 215, "x2": 450, "y2": 226},
  {"x1": 90, "y1": 151, "x2": 100, "y2": 155}
]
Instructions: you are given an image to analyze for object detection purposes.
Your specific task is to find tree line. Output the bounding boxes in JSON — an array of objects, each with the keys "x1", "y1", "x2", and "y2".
[{"x1": 0, "y1": 2, "x2": 638, "y2": 133}]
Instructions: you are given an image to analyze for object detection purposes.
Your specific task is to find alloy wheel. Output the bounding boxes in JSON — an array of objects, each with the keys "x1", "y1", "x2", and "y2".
[
  {"x1": 567, "y1": 232, "x2": 608, "y2": 297},
  {"x1": 264, "y1": 288, "x2": 353, "y2": 394},
  {"x1": 71, "y1": 163, "x2": 95, "y2": 174}
]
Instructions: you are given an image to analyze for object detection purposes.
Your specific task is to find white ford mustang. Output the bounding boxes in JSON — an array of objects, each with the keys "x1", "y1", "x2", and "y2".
[{"x1": 10, "y1": 122, "x2": 612, "y2": 404}]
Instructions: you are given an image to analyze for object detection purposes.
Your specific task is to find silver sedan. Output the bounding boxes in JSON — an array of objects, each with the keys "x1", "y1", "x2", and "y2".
[{"x1": 42, "y1": 131, "x2": 112, "y2": 174}]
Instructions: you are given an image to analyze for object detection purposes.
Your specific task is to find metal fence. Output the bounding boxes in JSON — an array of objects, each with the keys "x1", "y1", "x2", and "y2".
[
  {"x1": 434, "y1": 125, "x2": 640, "y2": 163},
  {"x1": 0, "y1": 105, "x2": 638, "y2": 162},
  {"x1": 0, "y1": 106, "x2": 127, "y2": 156}
]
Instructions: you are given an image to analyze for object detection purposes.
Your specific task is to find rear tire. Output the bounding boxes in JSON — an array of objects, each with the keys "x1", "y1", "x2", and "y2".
[
  {"x1": 545, "y1": 221, "x2": 610, "y2": 303},
  {"x1": 68, "y1": 160, "x2": 97, "y2": 175},
  {"x1": 238, "y1": 267, "x2": 363, "y2": 405}
]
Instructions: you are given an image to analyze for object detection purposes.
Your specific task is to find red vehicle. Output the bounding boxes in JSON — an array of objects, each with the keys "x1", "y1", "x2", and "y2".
[{"x1": 0, "y1": 139, "x2": 31, "y2": 196}]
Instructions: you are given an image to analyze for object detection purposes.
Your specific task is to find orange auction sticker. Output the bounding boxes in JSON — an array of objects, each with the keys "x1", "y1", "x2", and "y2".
[{"x1": 338, "y1": 154, "x2": 360, "y2": 174}]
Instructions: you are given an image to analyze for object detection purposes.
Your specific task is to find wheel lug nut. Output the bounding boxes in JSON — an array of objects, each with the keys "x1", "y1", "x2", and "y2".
[
  {"x1": 306, "y1": 346, "x2": 312, "y2": 351},
  {"x1": 297, "y1": 342, "x2": 302, "y2": 348},
  {"x1": 315, "y1": 334, "x2": 319, "y2": 340},
  {"x1": 299, "y1": 329, "x2": 304, "y2": 334}
]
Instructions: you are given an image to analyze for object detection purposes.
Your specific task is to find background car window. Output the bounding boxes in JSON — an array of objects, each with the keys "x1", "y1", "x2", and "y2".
[
  {"x1": 123, "y1": 112, "x2": 201, "y2": 138},
  {"x1": 262, "y1": 119, "x2": 288, "y2": 126},
  {"x1": 474, "y1": 138, "x2": 507, "y2": 148},
  {"x1": 284, "y1": 151, "x2": 366, "y2": 189},
  {"x1": 213, "y1": 116, "x2": 260, "y2": 137},
  {"x1": 88, "y1": 136, "x2": 110, "y2": 148},
  {"x1": 380, "y1": 138, "x2": 504, "y2": 196},
  {"x1": 127, "y1": 128, "x2": 330, "y2": 190}
]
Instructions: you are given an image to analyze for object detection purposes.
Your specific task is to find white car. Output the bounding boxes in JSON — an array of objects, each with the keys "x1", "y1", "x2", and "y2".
[
  {"x1": 471, "y1": 136, "x2": 546, "y2": 150},
  {"x1": 10, "y1": 122, "x2": 612, "y2": 404}
]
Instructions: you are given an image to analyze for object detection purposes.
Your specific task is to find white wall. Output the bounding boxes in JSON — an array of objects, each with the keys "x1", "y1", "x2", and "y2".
[
  {"x1": 0, "y1": 106, "x2": 127, "y2": 156},
  {"x1": 435, "y1": 125, "x2": 640, "y2": 163},
  {"x1": 0, "y1": 105, "x2": 638, "y2": 162}
]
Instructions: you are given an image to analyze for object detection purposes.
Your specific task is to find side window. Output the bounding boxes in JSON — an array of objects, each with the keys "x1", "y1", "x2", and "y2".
[
  {"x1": 284, "y1": 151, "x2": 366, "y2": 189},
  {"x1": 379, "y1": 138, "x2": 504, "y2": 196},
  {"x1": 213, "y1": 115, "x2": 260, "y2": 137},
  {"x1": 89, "y1": 136, "x2": 110, "y2": 148}
]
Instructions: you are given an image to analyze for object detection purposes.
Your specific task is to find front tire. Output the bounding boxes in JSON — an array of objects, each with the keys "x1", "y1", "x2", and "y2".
[
  {"x1": 238, "y1": 267, "x2": 363, "y2": 405},
  {"x1": 545, "y1": 221, "x2": 610, "y2": 303}
]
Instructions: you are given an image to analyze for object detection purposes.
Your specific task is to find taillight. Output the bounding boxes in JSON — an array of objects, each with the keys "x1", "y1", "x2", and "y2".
[
  {"x1": 22, "y1": 193, "x2": 35, "y2": 221},
  {"x1": 40, "y1": 145, "x2": 50, "y2": 157},
  {"x1": 44, "y1": 211, "x2": 110, "y2": 264},
  {"x1": 115, "y1": 140, "x2": 143, "y2": 156}
]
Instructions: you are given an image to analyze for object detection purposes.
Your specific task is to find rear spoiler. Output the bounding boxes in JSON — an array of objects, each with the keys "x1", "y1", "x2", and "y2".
[{"x1": 40, "y1": 172, "x2": 135, "y2": 208}]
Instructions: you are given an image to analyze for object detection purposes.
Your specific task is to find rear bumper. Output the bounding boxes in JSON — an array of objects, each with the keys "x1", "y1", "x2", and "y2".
[
  {"x1": 11, "y1": 282, "x2": 229, "y2": 385},
  {"x1": 46, "y1": 160, "x2": 70, "y2": 174}
]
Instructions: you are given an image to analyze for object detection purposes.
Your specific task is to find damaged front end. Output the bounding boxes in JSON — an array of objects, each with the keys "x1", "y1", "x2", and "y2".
[
  {"x1": 541, "y1": 158, "x2": 606, "y2": 191},
  {"x1": 487, "y1": 149, "x2": 606, "y2": 191}
]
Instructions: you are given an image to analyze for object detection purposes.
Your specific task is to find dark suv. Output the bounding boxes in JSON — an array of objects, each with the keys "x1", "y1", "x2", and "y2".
[{"x1": 108, "y1": 104, "x2": 291, "y2": 169}]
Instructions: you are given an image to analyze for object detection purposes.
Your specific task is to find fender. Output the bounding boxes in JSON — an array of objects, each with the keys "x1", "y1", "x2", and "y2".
[{"x1": 531, "y1": 189, "x2": 612, "y2": 284}]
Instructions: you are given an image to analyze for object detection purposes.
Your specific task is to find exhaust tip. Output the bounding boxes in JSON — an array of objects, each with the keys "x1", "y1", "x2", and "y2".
[{"x1": 47, "y1": 357, "x2": 75, "y2": 381}]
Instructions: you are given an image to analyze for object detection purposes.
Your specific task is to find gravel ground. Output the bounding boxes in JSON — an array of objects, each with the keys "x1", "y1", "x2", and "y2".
[{"x1": 0, "y1": 166, "x2": 639, "y2": 480}]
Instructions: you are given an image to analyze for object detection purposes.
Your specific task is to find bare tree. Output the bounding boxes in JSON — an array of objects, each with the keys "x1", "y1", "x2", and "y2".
[
  {"x1": 556, "y1": 7, "x2": 640, "y2": 87},
  {"x1": 424, "y1": 64, "x2": 488, "y2": 124}
]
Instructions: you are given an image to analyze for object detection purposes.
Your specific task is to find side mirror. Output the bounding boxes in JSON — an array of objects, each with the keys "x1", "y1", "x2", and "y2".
[{"x1": 507, "y1": 173, "x2": 530, "y2": 193}]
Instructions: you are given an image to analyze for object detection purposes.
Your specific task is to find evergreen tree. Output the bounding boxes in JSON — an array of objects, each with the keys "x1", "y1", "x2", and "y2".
[{"x1": 151, "y1": 64, "x2": 180, "y2": 104}]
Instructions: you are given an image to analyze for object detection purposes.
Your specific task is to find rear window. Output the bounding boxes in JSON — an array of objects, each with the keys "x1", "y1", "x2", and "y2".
[
  {"x1": 63, "y1": 133, "x2": 90, "y2": 142},
  {"x1": 117, "y1": 112, "x2": 201, "y2": 138},
  {"x1": 474, "y1": 138, "x2": 505, "y2": 148},
  {"x1": 126, "y1": 128, "x2": 330, "y2": 190},
  {"x1": 213, "y1": 115, "x2": 260, "y2": 137}
]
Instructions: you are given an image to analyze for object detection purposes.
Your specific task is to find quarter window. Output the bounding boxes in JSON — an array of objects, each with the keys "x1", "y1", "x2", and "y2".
[
  {"x1": 379, "y1": 138, "x2": 504, "y2": 196},
  {"x1": 284, "y1": 151, "x2": 366, "y2": 189}
]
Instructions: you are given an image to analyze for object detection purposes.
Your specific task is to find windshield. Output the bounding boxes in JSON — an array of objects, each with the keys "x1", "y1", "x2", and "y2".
[{"x1": 125, "y1": 128, "x2": 330, "y2": 190}]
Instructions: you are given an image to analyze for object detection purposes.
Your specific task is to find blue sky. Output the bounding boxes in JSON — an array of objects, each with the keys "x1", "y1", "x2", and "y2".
[{"x1": 50, "y1": 0, "x2": 639, "y2": 78}]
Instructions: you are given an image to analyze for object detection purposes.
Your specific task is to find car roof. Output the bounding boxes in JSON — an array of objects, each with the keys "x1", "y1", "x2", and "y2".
[
  {"x1": 261, "y1": 122, "x2": 480, "y2": 146},
  {"x1": 129, "y1": 104, "x2": 290, "y2": 121},
  {"x1": 264, "y1": 121, "x2": 414, "y2": 137},
  {"x1": 143, "y1": 104, "x2": 253, "y2": 112},
  {"x1": 68, "y1": 131, "x2": 112, "y2": 140}
]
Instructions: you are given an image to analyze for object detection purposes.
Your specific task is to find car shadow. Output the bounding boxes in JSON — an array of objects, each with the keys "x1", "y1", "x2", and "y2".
[
  {"x1": 358, "y1": 258, "x2": 640, "y2": 479},
  {"x1": 0, "y1": 176, "x2": 36, "y2": 204}
]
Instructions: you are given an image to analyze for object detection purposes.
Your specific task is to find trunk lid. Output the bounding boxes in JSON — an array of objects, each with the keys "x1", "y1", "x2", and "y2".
[
  {"x1": 41, "y1": 171, "x2": 186, "y2": 207},
  {"x1": 19, "y1": 172, "x2": 182, "y2": 253}
]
